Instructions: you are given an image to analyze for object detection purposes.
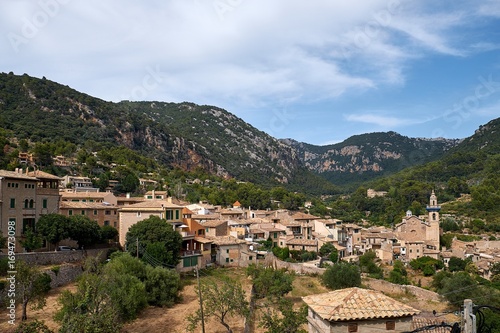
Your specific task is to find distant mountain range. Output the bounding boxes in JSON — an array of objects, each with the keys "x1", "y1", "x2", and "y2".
[{"x1": 0, "y1": 72, "x2": 497, "y2": 193}]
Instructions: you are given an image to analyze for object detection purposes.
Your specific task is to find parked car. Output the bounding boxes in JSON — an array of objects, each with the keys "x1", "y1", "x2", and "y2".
[{"x1": 57, "y1": 246, "x2": 73, "y2": 251}]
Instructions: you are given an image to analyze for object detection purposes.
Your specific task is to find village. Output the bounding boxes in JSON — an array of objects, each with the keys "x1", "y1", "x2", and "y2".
[{"x1": 1, "y1": 167, "x2": 500, "y2": 332}]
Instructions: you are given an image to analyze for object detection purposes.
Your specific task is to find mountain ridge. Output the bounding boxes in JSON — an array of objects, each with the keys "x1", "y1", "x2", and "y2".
[{"x1": 0, "y1": 72, "x2": 496, "y2": 193}]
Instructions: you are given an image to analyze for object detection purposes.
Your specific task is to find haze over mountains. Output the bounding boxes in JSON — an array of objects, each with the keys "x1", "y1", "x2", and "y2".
[{"x1": 0, "y1": 72, "x2": 498, "y2": 193}]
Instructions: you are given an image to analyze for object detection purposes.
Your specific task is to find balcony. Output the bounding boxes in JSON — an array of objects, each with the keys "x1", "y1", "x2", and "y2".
[{"x1": 181, "y1": 250, "x2": 202, "y2": 257}]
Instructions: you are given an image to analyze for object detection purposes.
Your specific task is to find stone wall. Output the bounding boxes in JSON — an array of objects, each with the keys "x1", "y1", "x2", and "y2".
[
  {"x1": 363, "y1": 277, "x2": 442, "y2": 302},
  {"x1": 0, "y1": 248, "x2": 109, "y2": 265},
  {"x1": 265, "y1": 253, "x2": 325, "y2": 275}
]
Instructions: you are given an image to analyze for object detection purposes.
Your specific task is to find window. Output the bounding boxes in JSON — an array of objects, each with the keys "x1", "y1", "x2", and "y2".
[
  {"x1": 175, "y1": 210, "x2": 179, "y2": 220},
  {"x1": 29, "y1": 199, "x2": 34, "y2": 208},
  {"x1": 104, "y1": 221, "x2": 110, "y2": 226},
  {"x1": 249, "y1": 256, "x2": 253, "y2": 261},
  {"x1": 137, "y1": 212, "x2": 142, "y2": 217},
  {"x1": 10, "y1": 198, "x2": 15, "y2": 208},
  {"x1": 42, "y1": 199, "x2": 47, "y2": 209},
  {"x1": 348, "y1": 323, "x2": 358, "y2": 332},
  {"x1": 24, "y1": 199, "x2": 29, "y2": 208},
  {"x1": 147, "y1": 195, "x2": 152, "y2": 199},
  {"x1": 68, "y1": 210, "x2": 73, "y2": 216},
  {"x1": 226, "y1": 249, "x2": 229, "y2": 254},
  {"x1": 274, "y1": 232, "x2": 277, "y2": 238},
  {"x1": 105, "y1": 210, "x2": 111, "y2": 215},
  {"x1": 81, "y1": 210, "x2": 85, "y2": 215},
  {"x1": 225, "y1": 258, "x2": 229, "y2": 263},
  {"x1": 386, "y1": 321, "x2": 395, "y2": 330},
  {"x1": 114, "y1": 222, "x2": 117, "y2": 227},
  {"x1": 93, "y1": 210, "x2": 98, "y2": 215}
]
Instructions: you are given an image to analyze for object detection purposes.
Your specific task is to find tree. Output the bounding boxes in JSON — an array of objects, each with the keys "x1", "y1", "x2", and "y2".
[
  {"x1": 247, "y1": 264, "x2": 294, "y2": 301},
  {"x1": 318, "y1": 243, "x2": 338, "y2": 263},
  {"x1": 55, "y1": 272, "x2": 121, "y2": 333},
  {"x1": 448, "y1": 257, "x2": 468, "y2": 272},
  {"x1": 322, "y1": 262, "x2": 361, "y2": 290},
  {"x1": 144, "y1": 265, "x2": 182, "y2": 307},
  {"x1": 100, "y1": 225, "x2": 118, "y2": 242},
  {"x1": 187, "y1": 275, "x2": 249, "y2": 333},
  {"x1": 388, "y1": 260, "x2": 409, "y2": 285},
  {"x1": 438, "y1": 271, "x2": 477, "y2": 304},
  {"x1": 20, "y1": 228, "x2": 42, "y2": 252},
  {"x1": 67, "y1": 215, "x2": 101, "y2": 248},
  {"x1": 36, "y1": 214, "x2": 70, "y2": 249},
  {"x1": 259, "y1": 299, "x2": 308, "y2": 333},
  {"x1": 125, "y1": 216, "x2": 182, "y2": 267},
  {"x1": 16, "y1": 260, "x2": 51, "y2": 321},
  {"x1": 359, "y1": 251, "x2": 383, "y2": 278}
]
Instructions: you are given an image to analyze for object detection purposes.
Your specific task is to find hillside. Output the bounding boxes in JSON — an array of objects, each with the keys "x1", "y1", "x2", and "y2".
[
  {"x1": 1, "y1": 72, "x2": 498, "y2": 197},
  {"x1": 283, "y1": 132, "x2": 459, "y2": 186},
  {"x1": 0, "y1": 72, "x2": 335, "y2": 193}
]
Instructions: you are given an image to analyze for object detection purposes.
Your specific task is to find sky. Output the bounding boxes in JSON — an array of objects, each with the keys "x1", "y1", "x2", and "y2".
[{"x1": 1, "y1": 1, "x2": 500, "y2": 145}]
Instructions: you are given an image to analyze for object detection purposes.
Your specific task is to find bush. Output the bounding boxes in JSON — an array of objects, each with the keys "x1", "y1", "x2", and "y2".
[
  {"x1": 322, "y1": 262, "x2": 361, "y2": 290},
  {"x1": 145, "y1": 266, "x2": 182, "y2": 307}
]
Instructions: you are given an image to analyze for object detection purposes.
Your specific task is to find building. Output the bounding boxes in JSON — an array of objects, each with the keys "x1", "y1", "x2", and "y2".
[
  {"x1": 394, "y1": 191, "x2": 440, "y2": 261},
  {"x1": 303, "y1": 287, "x2": 420, "y2": 333},
  {"x1": 59, "y1": 201, "x2": 119, "y2": 230},
  {"x1": 61, "y1": 175, "x2": 96, "y2": 191},
  {"x1": 0, "y1": 169, "x2": 61, "y2": 252},
  {"x1": 117, "y1": 199, "x2": 184, "y2": 246}
]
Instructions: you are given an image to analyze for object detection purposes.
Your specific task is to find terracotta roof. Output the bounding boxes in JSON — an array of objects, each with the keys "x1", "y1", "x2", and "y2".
[
  {"x1": 286, "y1": 238, "x2": 317, "y2": 246},
  {"x1": 60, "y1": 202, "x2": 116, "y2": 209},
  {"x1": 118, "y1": 200, "x2": 183, "y2": 211},
  {"x1": 194, "y1": 237, "x2": 213, "y2": 244},
  {"x1": 220, "y1": 208, "x2": 243, "y2": 215},
  {"x1": 192, "y1": 214, "x2": 220, "y2": 220},
  {"x1": 27, "y1": 170, "x2": 62, "y2": 180},
  {"x1": 291, "y1": 212, "x2": 319, "y2": 220},
  {"x1": 208, "y1": 236, "x2": 246, "y2": 245},
  {"x1": 182, "y1": 207, "x2": 195, "y2": 215},
  {"x1": 233, "y1": 200, "x2": 241, "y2": 207},
  {"x1": 61, "y1": 192, "x2": 113, "y2": 199},
  {"x1": 202, "y1": 220, "x2": 227, "y2": 227},
  {"x1": 0, "y1": 170, "x2": 38, "y2": 180},
  {"x1": 302, "y1": 287, "x2": 420, "y2": 322}
]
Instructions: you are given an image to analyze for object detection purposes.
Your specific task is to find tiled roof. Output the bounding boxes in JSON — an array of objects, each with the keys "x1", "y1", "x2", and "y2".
[
  {"x1": 27, "y1": 170, "x2": 62, "y2": 180},
  {"x1": 60, "y1": 202, "x2": 116, "y2": 209},
  {"x1": 286, "y1": 238, "x2": 317, "y2": 246},
  {"x1": 61, "y1": 192, "x2": 112, "y2": 199},
  {"x1": 0, "y1": 170, "x2": 38, "y2": 180},
  {"x1": 208, "y1": 236, "x2": 246, "y2": 245},
  {"x1": 118, "y1": 200, "x2": 183, "y2": 210},
  {"x1": 302, "y1": 287, "x2": 420, "y2": 322},
  {"x1": 202, "y1": 220, "x2": 227, "y2": 227},
  {"x1": 291, "y1": 212, "x2": 319, "y2": 220}
]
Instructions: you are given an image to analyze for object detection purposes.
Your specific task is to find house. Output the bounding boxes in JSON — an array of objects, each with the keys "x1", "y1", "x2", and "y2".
[
  {"x1": 61, "y1": 175, "x2": 97, "y2": 191},
  {"x1": 201, "y1": 220, "x2": 228, "y2": 237},
  {"x1": 59, "y1": 201, "x2": 119, "y2": 230},
  {"x1": 303, "y1": 287, "x2": 420, "y2": 333},
  {"x1": 0, "y1": 169, "x2": 61, "y2": 252},
  {"x1": 144, "y1": 190, "x2": 167, "y2": 200},
  {"x1": 290, "y1": 212, "x2": 319, "y2": 240},
  {"x1": 209, "y1": 236, "x2": 255, "y2": 267},
  {"x1": 60, "y1": 191, "x2": 118, "y2": 206},
  {"x1": 117, "y1": 199, "x2": 184, "y2": 246}
]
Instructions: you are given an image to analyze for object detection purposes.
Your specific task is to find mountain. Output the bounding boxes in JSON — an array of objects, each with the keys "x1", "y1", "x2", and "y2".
[
  {"x1": 282, "y1": 132, "x2": 460, "y2": 186},
  {"x1": 0, "y1": 72, "x2": 333, "y2": 193},
  {"x1": 0, "y1": 72, "x2": 491, "y2": 194}
]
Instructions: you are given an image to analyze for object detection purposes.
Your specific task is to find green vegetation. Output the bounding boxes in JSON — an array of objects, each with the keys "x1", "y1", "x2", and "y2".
[
  {"x1": 125, "y1": 215, "x2": 183, "y2": 267},
  {"x1": 56, "y1": 253, "x2": 182, "y2": 331},
  {"x1": 409, "y1": 256, "x2": 444, "y2": 276},
  {"x1": 359, "y1": 251, "x2": 383, "y2": 278},
  {"x1": 187, "y1": 273, "x2": 249, "y2": 333},
  {"x1": 247, "y1": 264, "x2": 294, "y2": 301},
  {"x1": 16, "y1": 260, "x2": 52, "y2": 321},
  {"x1": 322, "y1": 262, "x2": 361, "y2": 290}
]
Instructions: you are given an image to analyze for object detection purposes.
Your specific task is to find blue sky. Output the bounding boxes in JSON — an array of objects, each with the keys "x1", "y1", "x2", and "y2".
[{"x1": 1, "y1": 0, "x2": 500, "y2": 145}]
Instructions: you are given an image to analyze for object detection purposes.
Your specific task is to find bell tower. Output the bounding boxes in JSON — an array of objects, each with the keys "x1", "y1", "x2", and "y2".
[
  {"x1": 425, "y1": 190, "x2": 440, "y2": 250},
  {"x1": 426, "y1": 190, "x2": 440, "y2": 223}
]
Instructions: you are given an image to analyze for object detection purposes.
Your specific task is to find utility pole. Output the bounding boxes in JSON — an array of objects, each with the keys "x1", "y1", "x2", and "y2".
[
  {"x1": 195, "y1": 266, "x2": 206, "y2": 333},
  {"x1": 464, "y1": 299, "x2": 476, "y2": 333}
]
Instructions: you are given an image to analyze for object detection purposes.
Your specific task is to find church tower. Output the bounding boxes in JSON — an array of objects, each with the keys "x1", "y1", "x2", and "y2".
[
  {"x1": 425, "y1": 190, "x2": 440, "y2": 250},
  {"x1": 426, "y1": 190, "x2": 440, "y2": 223}
]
